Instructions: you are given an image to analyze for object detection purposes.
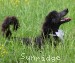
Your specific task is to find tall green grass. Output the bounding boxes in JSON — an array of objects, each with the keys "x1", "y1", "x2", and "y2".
[{"x1": 0, "y1": 0, "x2": 75, "y2": 63}]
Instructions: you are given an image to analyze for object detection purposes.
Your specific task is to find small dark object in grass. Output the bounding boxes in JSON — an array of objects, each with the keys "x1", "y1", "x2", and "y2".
[
  {"x1": 2, "y1": 16, "x2": 20, "y2": 38},
  {"x1": 22, "y1": 38, "x2": 32, "y2": 45}
]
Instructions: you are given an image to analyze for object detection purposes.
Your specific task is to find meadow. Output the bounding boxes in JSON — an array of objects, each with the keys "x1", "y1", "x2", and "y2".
[{"x1": 0, "y1": 0, "x2": 75, "y2": 63}]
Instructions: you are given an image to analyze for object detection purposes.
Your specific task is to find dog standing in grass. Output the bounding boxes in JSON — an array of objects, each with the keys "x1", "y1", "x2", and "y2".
[{"x1": 1, "y1": 9, "x2": 71, "y2": 49}]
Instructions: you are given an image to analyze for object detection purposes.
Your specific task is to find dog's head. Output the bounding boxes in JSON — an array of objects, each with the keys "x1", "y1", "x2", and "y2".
[
  {"x1": 47, "y1": 8, "x2": 71, "y2": 24},
  {"x1": 46, "y1": 8, "x2": 71, "y2": 32}
]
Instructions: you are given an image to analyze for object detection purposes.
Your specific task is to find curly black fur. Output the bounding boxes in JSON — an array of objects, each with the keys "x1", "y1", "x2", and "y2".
[{"x1": 2, "y1": 16, "x2": 20, "y2": 38}]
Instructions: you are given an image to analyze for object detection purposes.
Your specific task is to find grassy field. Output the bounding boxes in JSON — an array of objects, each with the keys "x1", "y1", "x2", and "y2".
[{"x1": 0, "y1": 0, "x2": 75, "y2": 63}]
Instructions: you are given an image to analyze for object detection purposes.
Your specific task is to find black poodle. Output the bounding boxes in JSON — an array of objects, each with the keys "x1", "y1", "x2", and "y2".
[{"x1": 35, "y1": 8, "x2": 71, "y2": 48}]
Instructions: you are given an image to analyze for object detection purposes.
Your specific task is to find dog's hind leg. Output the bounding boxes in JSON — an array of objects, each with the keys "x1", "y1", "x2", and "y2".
[{"x1": 34, "y1": 36, "x2": 44, "y2": 49}]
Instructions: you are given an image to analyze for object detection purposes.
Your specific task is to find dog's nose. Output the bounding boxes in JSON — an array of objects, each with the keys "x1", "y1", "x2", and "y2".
[{"x1": 65, "y1": 8, "x2": 68, "y2": 13}]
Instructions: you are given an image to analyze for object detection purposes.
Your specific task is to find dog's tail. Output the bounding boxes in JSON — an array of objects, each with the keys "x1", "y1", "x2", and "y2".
[{"x1": 1, "y1": 16, "x2": 20, "y2": 38}]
